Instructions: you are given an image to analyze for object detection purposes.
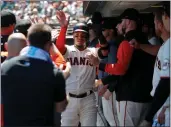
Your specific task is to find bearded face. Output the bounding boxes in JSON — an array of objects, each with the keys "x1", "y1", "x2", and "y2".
[{"x1": 121, "y1": 19, "x2": 127, "y2": 35}]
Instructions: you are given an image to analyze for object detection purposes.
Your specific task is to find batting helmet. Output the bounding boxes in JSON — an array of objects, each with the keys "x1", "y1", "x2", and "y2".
[{"x1": 73, "y1": 23, "x2": 89, "y2": 33}]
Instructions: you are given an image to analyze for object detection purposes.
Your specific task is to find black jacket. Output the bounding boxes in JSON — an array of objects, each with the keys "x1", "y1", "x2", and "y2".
[{"x1": 101, "y1": 30, "x2": 155, "y2": 103}]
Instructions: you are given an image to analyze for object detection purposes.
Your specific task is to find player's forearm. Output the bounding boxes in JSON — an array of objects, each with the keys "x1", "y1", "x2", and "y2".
[
  {"x1": 140, "y1": 44, "x2": 160, "y2": 56},
  {"x1": 145, "y1": 78, "x2": 170, "y2": 123},
  {"x1": 99, "y1": 41, "x2": 133, "y2": 75},
  {"x1": 56, "y1": 27, "x2": 67, "y2": 54}
]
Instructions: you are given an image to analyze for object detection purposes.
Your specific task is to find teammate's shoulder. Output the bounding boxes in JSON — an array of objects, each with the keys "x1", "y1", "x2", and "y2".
[
  {"x1": 162, "y1": 38, "x2": 170, "y2": 50},
  {"x1": 87, "y1": 47, "x2": 97, "y2": 52},
  {"x1": 87, "y1": 47, "x2": 96, "y2": 50},
  {"x1": 165, "y1": 38, "x2": 170, "y2": 46},
  {"x1": 66, "y1": 45, "x2": 75, "y2": 50}
]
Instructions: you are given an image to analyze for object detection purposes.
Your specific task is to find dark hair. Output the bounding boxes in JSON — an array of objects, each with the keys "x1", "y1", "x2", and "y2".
[
  {"x1": 92, "y1": 11, "x2": 103, "y2": 24},
  {"x1": 154, "y1": 8, "x2": 165, "y2": 24},
  {"x1": 1, "y1": 10, "x2": 16, "y2": 27},
  {"x1": 27, "y1": 24, "x2": 52, "y2": 49},
  {"x1": 87, "y1": 23, "x2": 93, "y2": 30}
]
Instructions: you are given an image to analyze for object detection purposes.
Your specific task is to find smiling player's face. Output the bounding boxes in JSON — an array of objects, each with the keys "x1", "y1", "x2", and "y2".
[{"x1": 73, "y1": 31, "x2": 87, "y2": 46}]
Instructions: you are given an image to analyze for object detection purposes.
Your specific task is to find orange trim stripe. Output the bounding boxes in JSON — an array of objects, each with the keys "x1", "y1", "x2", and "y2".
[
  {"x1": 124, "y1": 101, "x2": 127, "y2": 127},
  {"x1": 111, "y1": 93, "x2": 117, "y2": 127}
]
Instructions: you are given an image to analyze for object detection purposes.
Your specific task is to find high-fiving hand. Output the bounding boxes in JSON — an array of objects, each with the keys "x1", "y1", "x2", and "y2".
[
  {"x1": 85, "y1": 52, "x2": 100, "y2": 66},
  {"x1": 56, "y1": 10, "x2": 70, "y2": 27},
  {"x1": 94, "y1": 79, "x2": 103, "y2": 88}
]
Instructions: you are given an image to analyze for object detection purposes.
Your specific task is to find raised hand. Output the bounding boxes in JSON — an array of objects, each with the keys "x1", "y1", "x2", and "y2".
[{"x1": 56, "y1": 10, "x2": 70, "y2": 27}]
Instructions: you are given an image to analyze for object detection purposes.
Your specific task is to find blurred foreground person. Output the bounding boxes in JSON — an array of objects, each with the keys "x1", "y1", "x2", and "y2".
[
  {"x1": 2, "y1": 33, "x2": 27, "y2": 61},
  {"x1": 1, "y1": 10, "x2": 16, "y2": 63},
  {"x1": 1, "y1": 24, "x2": 68, "y2": 126}
]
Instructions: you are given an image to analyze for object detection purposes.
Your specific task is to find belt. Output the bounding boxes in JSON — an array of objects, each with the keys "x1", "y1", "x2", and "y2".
[{"x1": 69, "y1": 90, "x2": 93, "y2": 98}]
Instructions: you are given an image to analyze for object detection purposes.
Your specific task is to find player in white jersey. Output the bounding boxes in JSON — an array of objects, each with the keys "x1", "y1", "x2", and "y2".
[
  {"x1": 151, "y1": 38, "x2": 170, "y2": 96},
  {"x1": 130, "y1": 6, "x2": 170, "y2": 126},
  {"x1": 155, "y1": 4, "x2": 170, "y2": 126},
  {"x1": 55, "y1": 10, "x2": 108, "y2": 126}
]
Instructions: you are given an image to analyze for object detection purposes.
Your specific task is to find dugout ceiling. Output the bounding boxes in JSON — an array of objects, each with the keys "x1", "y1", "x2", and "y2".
[{"x1": 83, "y1": 1, "x2": 164, "y2": 17}]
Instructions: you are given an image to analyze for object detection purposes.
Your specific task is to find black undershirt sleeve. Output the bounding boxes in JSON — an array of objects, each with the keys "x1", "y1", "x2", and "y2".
[
  {"x1": 101, "y1": 75, "x2": 120, "y2": 92},
  {"x1": 145, "y1": 78, "x2": 170, "y2": 123}
]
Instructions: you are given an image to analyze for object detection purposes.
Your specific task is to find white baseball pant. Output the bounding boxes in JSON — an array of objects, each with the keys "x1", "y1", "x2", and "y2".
[
  {"x1": 164, "y1": 97, "x2": 170, "y2": 126},
  {"x1": 165, "y1": 109, "x2": 170, "y2": 126},
  {"x1": 61, "y1": 93, "x2": 97, "y2": 126},
  {"x1": 116, "y1": 101, "x2": 150, "y2": 126},
  {"x1": 95, "y1": 91, "x2": 109, "y2": 126},
  {"x1": 102, "y1": 92, "x2": 119, "y2": 126}
]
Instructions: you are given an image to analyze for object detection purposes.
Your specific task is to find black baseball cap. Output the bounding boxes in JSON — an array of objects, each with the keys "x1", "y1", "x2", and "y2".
[
  {"x1": 92, "y1": 11, "x2": 103, "y2": 24},
  {"x1": 102, "y1": 19, "x2": 116, "y2": 30},
  {"x1": 1, "y1": 10, "x2": 16, "y2": 27},
  {"x1": 15, "y1": 19, "x2": 32, "y2": 36},
  {"x1": 142, "y1": 14, "x2": 154, "y2": 28},
  {"x1": 120, "y1": 8, "x2": 140, "y2": 22}
]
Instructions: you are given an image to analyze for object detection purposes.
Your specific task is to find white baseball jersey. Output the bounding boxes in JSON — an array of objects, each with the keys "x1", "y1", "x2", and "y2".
[
  {"x1": 151, "y1": 38, "x2": 170, "y2": 96},
  {"x1": 64, "y1": 45, "x2": 98, "y2": 94}
]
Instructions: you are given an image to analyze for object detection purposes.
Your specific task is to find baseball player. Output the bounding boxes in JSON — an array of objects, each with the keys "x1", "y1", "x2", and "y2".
[
  {"x1": 89, "y1": 8, "x2": 155, "y2": 126},
  {"x1": 129, "y1": 6, "x2": 170, "y2": 126},
  {"x1": 55, "y1": 10, "x2": 108, "y2": 126},
  {"x1": 98, "y1": 19, "x2": 119, "y2": 127}
]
